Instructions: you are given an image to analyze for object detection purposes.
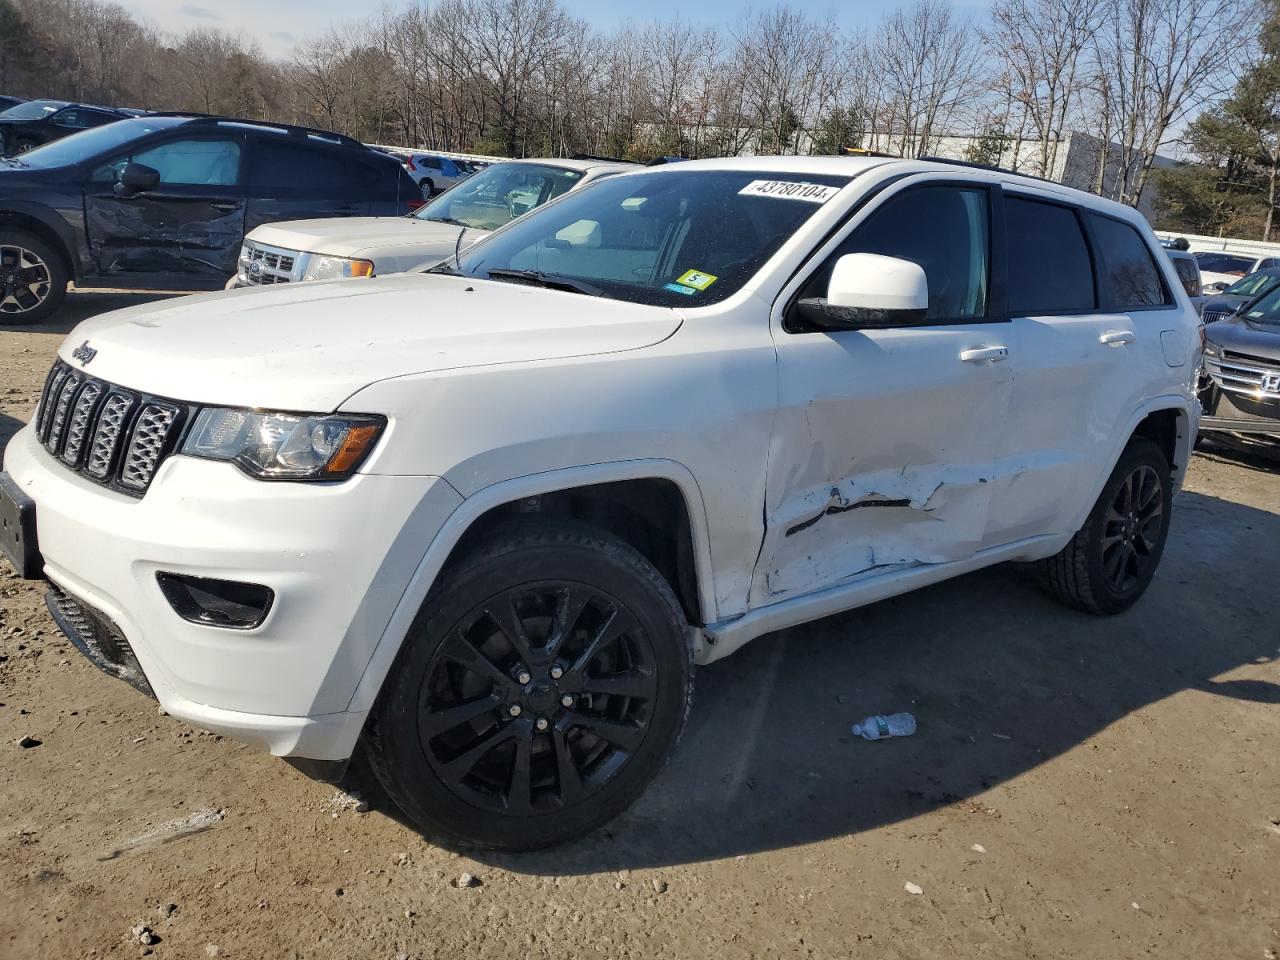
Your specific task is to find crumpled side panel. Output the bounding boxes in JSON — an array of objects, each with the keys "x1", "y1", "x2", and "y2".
[{"x1": 86, "y1": 197, "x2": 243, "y2": 278}]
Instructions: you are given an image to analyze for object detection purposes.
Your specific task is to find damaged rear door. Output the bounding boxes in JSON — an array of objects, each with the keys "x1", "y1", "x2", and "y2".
[
  {"x1": 83, "y1": 133, "x2": 247, "y2": 286},
  {"x1": 754, "y1": 181, "x2": 1012, "y2": 603}
]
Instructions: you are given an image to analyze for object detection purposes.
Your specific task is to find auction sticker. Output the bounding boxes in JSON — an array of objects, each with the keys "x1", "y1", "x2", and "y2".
[{"x1": 738, "y1": 180, "x2": 840, "y2": 203}]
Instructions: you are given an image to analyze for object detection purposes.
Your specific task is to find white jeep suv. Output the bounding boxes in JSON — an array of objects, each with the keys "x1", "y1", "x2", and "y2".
[
  {"x1": 229, "y1": 156, "x2": 634, "y2": 288},
  {"x1": 0, "y1": 156, "x2": 1200, "y2": 850}
]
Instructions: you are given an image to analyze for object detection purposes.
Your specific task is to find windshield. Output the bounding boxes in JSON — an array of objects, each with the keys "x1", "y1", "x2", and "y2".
[
  {"x1": 1195, "y1": 252, "x2": 1255, "y2": 275},
  {"x1": 415, "y1": 162, "x2": 584, "y2": 231},
  {"x1": 1223, "y1": 271, "x2": 1279, "y2": 297},
  {"x1": 1241, "y1": 286, "x2": 1280, "y2": 326},
  {"x1": 442, "y1": 169, "x2": 852, "y2": 307},
  {"x1": 7, "y1": 116, "x2": 182, "y2": 168},
  {"x1": 0, "y1": 99, "x2": 67, "y2": 120}
]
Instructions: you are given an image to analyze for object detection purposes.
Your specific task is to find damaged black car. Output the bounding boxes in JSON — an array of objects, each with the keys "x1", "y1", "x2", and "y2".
[
  {"x1": 0, "y1": 114, "x2": 420, "y2": 324},
  {"x1": 1200, "y1": 283, "x2": 1280, "y2": 457}
]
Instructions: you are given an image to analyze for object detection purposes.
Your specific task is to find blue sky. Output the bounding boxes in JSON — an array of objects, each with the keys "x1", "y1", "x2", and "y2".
[{"x1": 120, "y1": 0, "x2": 992, "y2": 60}]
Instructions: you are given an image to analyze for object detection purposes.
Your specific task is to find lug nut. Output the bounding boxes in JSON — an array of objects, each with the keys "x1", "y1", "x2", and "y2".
[
  {"x1": 508, "y1": 704, "x2": 522, "y2": 717},
  {"x1": 516, "y1": 670, "x2": 532, "y2": 685},
  {"x1": 550, "y1": 664, "x2": 564, "y2": 679},
  {"x1": 535, "y1": 717, "x2": 549, "y2": 732},
  {"x1": 560, "y1": 694, "x2": 574, "y2": 708}
]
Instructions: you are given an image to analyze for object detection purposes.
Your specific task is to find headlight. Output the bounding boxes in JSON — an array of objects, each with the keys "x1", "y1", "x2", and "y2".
[
  {"x1": 181, "y1": 409, "x2": 385, "y2": 480},
  {"x1": 301, "y1": 255, "x2": 375, "y2": 281},
  {"x1": 1203, "y1": 340, "x2": 1221, "y2": 358}
]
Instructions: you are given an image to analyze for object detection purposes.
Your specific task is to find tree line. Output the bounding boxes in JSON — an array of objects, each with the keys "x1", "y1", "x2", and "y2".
[{"x1": 0, "y1": 0, "x2": 1257, "y2": 222}]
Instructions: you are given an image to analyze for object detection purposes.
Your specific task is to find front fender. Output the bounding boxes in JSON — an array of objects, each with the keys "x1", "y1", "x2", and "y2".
[{"x1": 344, "y1": 458, "x2": 717, "y2": 716}]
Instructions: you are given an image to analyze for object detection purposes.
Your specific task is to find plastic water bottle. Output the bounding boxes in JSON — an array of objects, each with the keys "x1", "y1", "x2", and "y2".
[{"x1": 852, "y1": 713, "x2": 917, "y2": 740}]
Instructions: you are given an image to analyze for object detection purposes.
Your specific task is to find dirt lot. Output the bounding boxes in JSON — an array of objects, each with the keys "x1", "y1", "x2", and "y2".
[{"x1": 1, "y1": 293, "x2": 1278, "y2": 960}]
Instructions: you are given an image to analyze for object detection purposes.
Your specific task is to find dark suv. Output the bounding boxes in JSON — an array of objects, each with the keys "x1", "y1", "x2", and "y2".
[
  {"x1": 0, "y1": 96, "x2": 27, "y2": 114},
  {"x1": 0, "y1": 100, "x2": 136, "y2": 156},
  {"x1": 0, "y1": 114, "x2": 421, "y2": 323}
]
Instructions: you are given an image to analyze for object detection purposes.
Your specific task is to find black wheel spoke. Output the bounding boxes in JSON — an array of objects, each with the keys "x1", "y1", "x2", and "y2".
[
  {"x1": 484, "y1": 595, "x2": 538, "y2": 665},
  {"x1": 568, "y1": 712, "x2": 645, "y2": 753},
  {"x1": 505, "y1": 733, "x2": 534, "y2": 813},
  {"x1": 440, "y1": 723, "x2": 519, "y2": 785},
  {"x1": 546, "y1": 585, "x2": 593, "y2": 658},
  {"x1": 419, "y1": 692, "x2": 502, "y2": 739},
  {"x1": 581, "y1": 669, "x2": 656, "y2": 700},
  {"x1": 571, "y1": 606, "x2": 636, "y2": 674},
  {"x1": 440, "y1": 631, "x2": 512, "y2": 689},
  {"x1": 550, "y1": 725, "x2": 584, "y2": 803}
]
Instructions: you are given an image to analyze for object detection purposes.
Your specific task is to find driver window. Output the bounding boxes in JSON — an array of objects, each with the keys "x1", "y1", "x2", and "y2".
[
  {"x1": 92, "y1": 139, "x2": 241, "y2": 186},
  {"x1": 799, "y1": 184, "x2": 990, "y2": 321}
]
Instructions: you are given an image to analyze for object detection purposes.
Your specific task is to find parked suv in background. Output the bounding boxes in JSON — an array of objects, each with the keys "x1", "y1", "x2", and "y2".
[
  {"x1": 404, "y1": 153, "x2": 471, "y2": 195},
  {"x1": 1200, "y1": 283, "x2": 1280, "y2": 455},
  {"x1": 0, "y1": 114, "x2": 419, "y2": 323},
  {"x1": 1200, "y1": 267, "x2": 1280, "y2": 324},
  {"x1": 0, "y1": 156, "x2": 1199, "y2": 850},
  {"x1": 0, "y1": 99, "x2": 136, "y2": 156},
  {"x1": 231, "y1": 157, "x2": 633, "y2": 288},
  {"x1": 1195, "y1": 250, "x2": 1280, "y2": 293}
]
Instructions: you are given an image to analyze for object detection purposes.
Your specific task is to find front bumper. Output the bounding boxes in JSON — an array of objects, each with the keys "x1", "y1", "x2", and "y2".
[{"x1": 3, "y1": 424, "x2": 461, "y2": 760}]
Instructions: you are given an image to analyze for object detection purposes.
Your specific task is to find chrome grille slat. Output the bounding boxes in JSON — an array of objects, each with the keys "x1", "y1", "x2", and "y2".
[
  {"x1": 60, "y1": 380, "x2": 104, "y2": 465},
  {"x1": 1202, "y1": 309, "x2": 1231, "y2": 325},
  {"x1": 243, "y1": 241, "x2": 296, "y2": 285},
  {"x1": 45, "y1": 371, "x2": 83, "y2": 454},
  {"x1": 120, "y1": 403, "x2": 179, "y2": 490},
  {"x1": 85, "y1": 392, "x2": 133, "y2": 479},
  {"x1": 35, "y1": 359, "x2": 187, "y2": 497},
  {"x1": 1206, "y1": 354, "x2": 1280, "y2": 397}
]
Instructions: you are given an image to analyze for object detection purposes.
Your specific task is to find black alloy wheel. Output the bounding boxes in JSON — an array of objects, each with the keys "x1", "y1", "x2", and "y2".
[
  {"x1": 367, "y1": 519, "x2": 693, "y2": 850},
  {"x1": 1100, "y1": 463, "x2": 1163, "y2": 594},
  {"x1": 0, "y1": 232, "x2": 66, "y2": 324},
  {"x1": 419, "y1": 580, "x2": 659, "y2": 815}
]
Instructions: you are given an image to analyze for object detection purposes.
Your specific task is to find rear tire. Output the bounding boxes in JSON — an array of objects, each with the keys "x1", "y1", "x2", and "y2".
[
  {"x1": 418, "y1": 177, "x2": 435, "y2": 196},
  {"x1": 0, "y1": 230, "x2": 68, "y2": 326},
  {"x1": 366, "y1": 519, "x2": 694, "y2": 850},
  {"x1": 1040, "y1": 437, "x2": 1172, "y2": 615}
]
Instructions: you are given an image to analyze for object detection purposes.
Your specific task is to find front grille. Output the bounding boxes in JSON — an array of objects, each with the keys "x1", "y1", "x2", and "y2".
[
  {"x1": 1202, "y1": 308, "x2": 1232, "y2": 325},
  {"x1": 242, "y1": 242, "x2": 297, "y2": 285},
  {"x1": 45, "y1": 586, "x2": 154, "y2": 697},
  {"x1": 34, "y1": 359, "x2": 189, "y2": 496}
]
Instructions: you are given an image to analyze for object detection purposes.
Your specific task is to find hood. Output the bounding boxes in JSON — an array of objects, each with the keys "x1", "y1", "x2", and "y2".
[
  {"x1": 1206, "y1": 313, "x2": 1280, "y2": 363},
  {"x1": 1203, "y1": 295, "x2": 1246, "y2": 313},
  {"x1": 1199, "y1": 270, "x2": 1246, "y2": 290},
  {"x1": 58, "y1": 273, "x2": 682, "y2": 411},
  {"x1": 249, "y1": 216, "x2": 490, "y2": 258}
]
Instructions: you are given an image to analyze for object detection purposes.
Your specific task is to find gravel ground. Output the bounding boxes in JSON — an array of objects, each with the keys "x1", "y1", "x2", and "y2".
[{"x1": 1, "y1": 292, "x2": 1278, "y2": 960}]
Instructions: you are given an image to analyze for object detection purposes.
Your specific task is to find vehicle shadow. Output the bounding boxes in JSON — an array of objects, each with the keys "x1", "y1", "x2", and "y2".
[
  {"x1": 0, "y1": 288, "x2": 183, "y2": 336},
  {"x1": 354, "y1": 487, "x2": 1279, "y2": 873}
]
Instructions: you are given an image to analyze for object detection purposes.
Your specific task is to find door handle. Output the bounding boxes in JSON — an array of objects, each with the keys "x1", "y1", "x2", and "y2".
[
  {"x1": 960, "y1": 345, "x2": 1009, "y2": 363},
  {"x1": 209, "y1": 201, "x2": 240, "y2": 213},
  {"x1": 1100, "y1": 330, "x2": 1136, "y2": 347}
]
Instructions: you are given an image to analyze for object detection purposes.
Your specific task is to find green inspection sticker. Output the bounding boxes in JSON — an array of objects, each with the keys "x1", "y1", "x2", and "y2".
[{"x1": 676, "y1": 269, "x2": 718, "y2": 291}]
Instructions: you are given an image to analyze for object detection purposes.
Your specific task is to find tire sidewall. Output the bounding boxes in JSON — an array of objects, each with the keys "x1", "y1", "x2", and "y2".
[
  {"x1": 370, "y1": 526, "x2": 692, "y2": 850},
  {"x1": 1081, "y1": 439, "x2": 1173, "y2": 614}
]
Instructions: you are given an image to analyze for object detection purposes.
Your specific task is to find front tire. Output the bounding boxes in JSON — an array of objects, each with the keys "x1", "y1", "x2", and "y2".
[
  {"x1": 418, "y1": 177, "x2": 435, "y2": 196},
  {"x1": 1041, "y1": 437, "x2": 1173, "y2": 615},
  {"x1": 0, "y1": 231, "x2": 68, "y2": 325},
  {"x1": 366, "y1": 519, "x2": 694, "y2": 850}
]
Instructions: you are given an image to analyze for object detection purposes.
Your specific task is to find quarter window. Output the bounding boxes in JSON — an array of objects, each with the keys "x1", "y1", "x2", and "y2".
[
  {"x1": 1006, "y1": 196, "x2": 1095, "y2": 314},
  {"x1": 248, "y1": 140, "x2": 346, "y2": 188},
  {"x1": 801, "y1": 185, "x2": 990, "y2": 321},
  {"x1": 1087, "y1": 214, "x2": 1168, "y2": 308}
]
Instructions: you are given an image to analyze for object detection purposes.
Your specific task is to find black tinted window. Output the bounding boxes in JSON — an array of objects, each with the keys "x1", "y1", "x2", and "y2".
[
  {"x1": 1088, "y1": 214, "x2": 1168, "y2": 308},
  {"x1": 248, "y1": 139, "x2": 347, "y2": 188},
  {"x1": 1170, "y1": 257, "x2": 1200, "y2": 297},
  {"x1": 805, "y1": 185, "x2": 990, "y2": 320},
  {"x1": 1006, "y1": 196, "x2": 1094, "y2": 314}
]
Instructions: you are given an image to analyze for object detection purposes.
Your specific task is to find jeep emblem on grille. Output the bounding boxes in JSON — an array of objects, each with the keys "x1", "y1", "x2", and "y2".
[
  {"x1": 1263, "y1": 372, "x2": 1280, "y2": 394},
  {"x1": 71, "y1": 340, "x2": 97, "y2": 365}
]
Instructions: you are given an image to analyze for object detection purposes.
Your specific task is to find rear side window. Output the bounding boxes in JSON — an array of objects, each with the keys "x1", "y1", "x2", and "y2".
[
  {"x1": 248, "y1": 139, "x2": 347, "y2": 189},
  {"x1": 1170, "y1": 257, "x2": 1201, "y2": 298},
  {"x1": 1087, "y1": 214, "x2": 1168, "y2": 308},
  {"x1": 1005, "y1": 196, "x2": 1094, "y2": 314}
]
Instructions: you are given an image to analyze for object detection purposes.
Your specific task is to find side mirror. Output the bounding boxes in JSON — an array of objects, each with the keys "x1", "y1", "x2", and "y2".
[
  {"x1": 113, "y1": 161, "x2": 160, "y2": 197},
  {"x1": 795, "y1": 253, "x2": 928, "y2": 330}
]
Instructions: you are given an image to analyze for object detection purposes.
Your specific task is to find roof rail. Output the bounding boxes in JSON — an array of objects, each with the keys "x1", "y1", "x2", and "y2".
[
  {"x1": 144, "y1": 113, "x2": 368, "y2": 150},
  {"x1": 916, "y1": 155, "x2": 1063, "y2": 187}
]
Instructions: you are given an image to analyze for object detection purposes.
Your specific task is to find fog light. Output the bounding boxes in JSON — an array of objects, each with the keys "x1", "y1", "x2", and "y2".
[{"x1": 157, "y1": 573, "x2": 274, "y2": 629}]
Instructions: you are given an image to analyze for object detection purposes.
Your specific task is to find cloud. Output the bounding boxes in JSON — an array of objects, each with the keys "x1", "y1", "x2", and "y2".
[
  {"x1": 178, "y1": 4, "x2": 221, "y2": 19},
  {"x1": 268, "y1": 31, "x2": 295, "y2": 42}
]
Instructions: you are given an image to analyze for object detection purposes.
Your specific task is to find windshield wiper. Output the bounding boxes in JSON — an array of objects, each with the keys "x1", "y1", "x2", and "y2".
[
  {"x1": 424, "y1": 215, "x2": 469, "y2": 227},
  {"x1": 1, "y1": 155, "x2": 29, "y2": 168},
  {"x1": 484, "y1": 269, "x2": 603, "y2": 297}
]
